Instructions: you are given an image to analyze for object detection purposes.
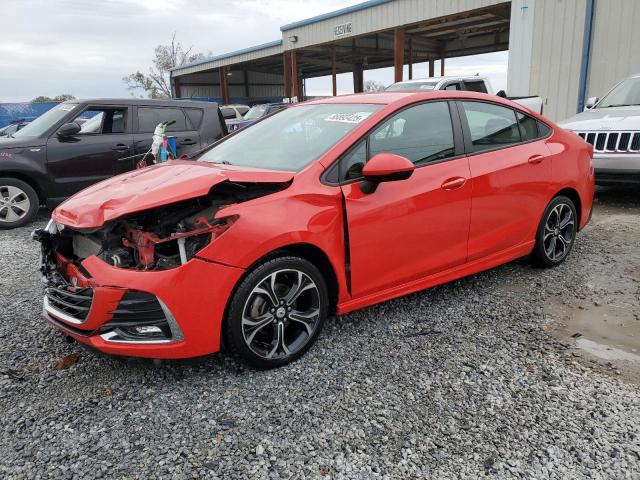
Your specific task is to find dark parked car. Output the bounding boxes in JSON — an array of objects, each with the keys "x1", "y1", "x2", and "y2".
[
  {"x1": 0, "y1": 99, "x2": 227, "y2": 228},
  {"x1": 0, "y1": 119, "x2": 32, "y2": 137},
  {"x1": 227, "y1": 103, "x2": 287, "y2": 131}
]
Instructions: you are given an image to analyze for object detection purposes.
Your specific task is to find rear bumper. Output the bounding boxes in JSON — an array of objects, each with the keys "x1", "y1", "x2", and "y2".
[{"x1": 42, "y1": 255, "x2": 245, "y2": 359}]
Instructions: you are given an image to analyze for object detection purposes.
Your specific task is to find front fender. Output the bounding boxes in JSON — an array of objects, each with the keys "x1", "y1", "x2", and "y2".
[{"x1": 197, "y1": 188, "x2": 350, "y2": 302}]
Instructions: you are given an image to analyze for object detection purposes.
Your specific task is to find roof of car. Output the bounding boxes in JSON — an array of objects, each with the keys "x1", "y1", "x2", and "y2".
[
  {"x1": 301, "y1": 90, "x2": 541, "y2": 117},
  {"x1": 63, "y1": 98, "x2": 219, "y2": 108},
  {"x1": 391, "y1": 76, "x2": 487, "y2": 85},
  {"x1": 302, "y1": 90, "x2": 495, "y2": 105}
]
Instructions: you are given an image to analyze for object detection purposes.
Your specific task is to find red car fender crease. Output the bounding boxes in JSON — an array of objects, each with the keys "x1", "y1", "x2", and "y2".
[
  {"x1": 34, "y1": 91, "x2": 594, "y2": 361},
  {"x1": 52, "y1": 161, "x2": 293, "y2": 229}
]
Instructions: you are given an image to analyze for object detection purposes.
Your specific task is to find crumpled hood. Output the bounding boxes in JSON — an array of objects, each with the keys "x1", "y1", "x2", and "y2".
[
  {"x1": 559, "y1": 106, "x2": 640, "y2": 131},
  {"x1": 53, "y1": 160, "x2": 294, "y2": 229}
]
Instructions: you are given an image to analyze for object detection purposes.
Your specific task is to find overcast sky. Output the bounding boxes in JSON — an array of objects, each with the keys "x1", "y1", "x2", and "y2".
[{"x1": 0, "y1": 0, "x2": 508, "y2": 102}]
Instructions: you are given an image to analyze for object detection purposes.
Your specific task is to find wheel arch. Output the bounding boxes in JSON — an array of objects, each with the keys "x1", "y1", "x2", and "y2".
[
  {"x1": 0, "y1": 171, "x2": 45, "y2": 205},
  {"x1": 554, "y1": 187, "x2": 582, "y2": 229}
]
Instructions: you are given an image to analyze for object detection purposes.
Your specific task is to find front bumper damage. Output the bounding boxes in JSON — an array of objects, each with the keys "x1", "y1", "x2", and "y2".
[{"x1": 34, "y1": 222, "x2": 244, "y2": 359}]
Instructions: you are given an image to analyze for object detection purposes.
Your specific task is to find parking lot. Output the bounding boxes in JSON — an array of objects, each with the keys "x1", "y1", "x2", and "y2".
[{"x1": 1, "y1": 188, "x2": 639, "y2": 479}]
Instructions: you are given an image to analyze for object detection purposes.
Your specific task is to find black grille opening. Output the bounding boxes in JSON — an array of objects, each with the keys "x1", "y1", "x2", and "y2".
[
  {"x1": 46, "y1": 287, "x2": 93, "y2": 320},
  {"x1": 578, "y1": 132, "x2": 586, "y2": 139},
  {"x1": 595, "y1": 133, "x2": 607, "y2": 151},
  {"x1": 618, "y1": 132, "x2": 631, "y2": 151},
  {"x1": 631, "y1": 133, "x2": 640, "y2": 151},
  {"x1": 586, "y1": 133, "x2": 596, "y2": 145},
  {"x1": 102, "y1": 291, "x2": 172, "y2": 340},
  {"x1": 606, "y1": 133, "x2": 619, "y2": 150}
]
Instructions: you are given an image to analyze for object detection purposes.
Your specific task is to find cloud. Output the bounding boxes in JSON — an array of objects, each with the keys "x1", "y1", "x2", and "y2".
[{"x1": 1, "y1": 0, "x2": 507, "y2": 102}]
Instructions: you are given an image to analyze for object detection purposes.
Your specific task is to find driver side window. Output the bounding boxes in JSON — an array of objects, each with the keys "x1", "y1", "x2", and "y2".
[
  {"x1": 337, "y1": 102, "x2": 455, "y2": 182},
  {"x1": 73, "y1": 108, "x2": 127, "y2": 135}
]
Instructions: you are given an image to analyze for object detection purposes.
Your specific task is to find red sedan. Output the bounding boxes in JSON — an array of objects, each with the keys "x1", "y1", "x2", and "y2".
[{"x1": 35, "y1": 91, "x2": 594, "y2": 368}]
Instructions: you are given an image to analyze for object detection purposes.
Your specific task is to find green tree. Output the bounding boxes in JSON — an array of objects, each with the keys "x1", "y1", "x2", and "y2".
[{"x1": 123, "y1": 33, "x2": 205, "y2": 99}]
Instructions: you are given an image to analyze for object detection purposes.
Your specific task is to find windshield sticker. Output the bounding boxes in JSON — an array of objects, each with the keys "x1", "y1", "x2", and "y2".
[
  {"x1": 325, "y1": 112, "x2": 372, "y2": 124},
  {"x1": 58, "y1": 104, "x2": 76, "y2": 111}
]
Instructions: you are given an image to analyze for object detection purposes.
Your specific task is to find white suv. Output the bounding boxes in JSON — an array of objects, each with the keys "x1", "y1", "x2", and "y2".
[{"x1": 559, "y1": 74, "x2": 640, "y2": 186}]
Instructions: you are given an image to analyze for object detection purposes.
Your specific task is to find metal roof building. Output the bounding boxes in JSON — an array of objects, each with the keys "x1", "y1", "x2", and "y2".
[{"x1": 170, "y1": 0, "x2": 640, "y2": 121}]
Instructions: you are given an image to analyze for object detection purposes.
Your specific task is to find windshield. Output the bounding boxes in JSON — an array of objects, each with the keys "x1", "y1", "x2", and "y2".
[
  {"x1": 598, "y1": 77, "x2": 640, "y2": 108},
  {"x1": 13, "y1": 103, "x2": 77, "y2": 138},
  {"x1": 243, "y1": 104, "x2": 268, "y2": 120},
  {"x1": 199, "y1": 104, "x2": 381, "y2": 172},
  {"x1": 386, "y1": 81, "x2": 438, "y2": 91}
]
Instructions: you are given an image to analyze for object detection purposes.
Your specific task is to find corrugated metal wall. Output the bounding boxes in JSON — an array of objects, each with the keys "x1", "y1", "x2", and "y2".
[
  {"x1": 282, "y1": 0, "x2": 506, "y2": 50},
  {"x1": 528, "y1": 0, "x2": 587, "y2": 121},
  {"x1": 586, "y1": 0, "x2": 640, "y2": 101},
  {"x1": 180, "y1": 70, "x2": 284, "y2": 101}
]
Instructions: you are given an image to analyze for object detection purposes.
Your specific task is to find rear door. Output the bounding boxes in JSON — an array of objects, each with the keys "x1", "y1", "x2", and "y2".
[
  {"x1": 457, "y1": 100, "x2": 552, "y2": 261},
  {"x1": 45, "y1": 105, "x2": 133, "y2": 198},
  {"x1": 133, "y1": 106, "x2": 200, "y2": 159},
  {"x1": 340, "y1": 101, "x2": 472, "y2": 297}
]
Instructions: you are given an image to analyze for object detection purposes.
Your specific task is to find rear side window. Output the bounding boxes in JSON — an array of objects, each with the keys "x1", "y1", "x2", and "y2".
[
  {"x1": 516, "y1": 111, "x2": 539, "y2": 141},
  {"x1": 185, "y1": 108, "x2": 204, "y2": 129},
  {"x1": 538, "y1": 121, "x2": 552, "y2": 137},
  {"x1": 137, "y1": 107, "x2": 187, "y2": 133},
  {"x1": 444, "y1": 83, "x2": 461, "y2": 91},
  {"x1": 237, "y1": 106, "x2": 249, "y2": 116},
  {"x1": 461, "y1": 101, "x2": 520, "y2": 152},
  {"x1": 464, "y1": 80, "x2": 488, "y2": 94}
]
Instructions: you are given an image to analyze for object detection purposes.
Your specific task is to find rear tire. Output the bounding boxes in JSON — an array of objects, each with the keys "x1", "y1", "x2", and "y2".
[
  {"x1": 0, "y1": 177, "x2": 39, "y2": 229},
  {"x1": 530, "y1": 195, "x2": 577, "y2": 268},
  {"x1": 224, "y1": 255, "x2": 328, "y2": 369}
]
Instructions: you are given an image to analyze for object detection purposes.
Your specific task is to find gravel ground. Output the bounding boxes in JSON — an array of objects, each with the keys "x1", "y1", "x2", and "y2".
[{"x1": 1, "y1": 190, "x2": 639, "y2": 479}]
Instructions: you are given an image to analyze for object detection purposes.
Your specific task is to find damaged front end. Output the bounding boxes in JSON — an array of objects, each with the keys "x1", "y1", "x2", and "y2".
[
  {"x1": 36, "y1": 180, "x2": 286, "y2": 272},
  {"x1": 32, "y1": 180, "x2": 288, "y2": 347}
]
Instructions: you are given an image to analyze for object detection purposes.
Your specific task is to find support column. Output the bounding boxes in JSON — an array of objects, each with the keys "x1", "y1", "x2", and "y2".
[
  {"x1": 291, "y1": 50, "x2": 300, "y2": 100},
  {"x1": 283, "y1": 52, "x2": 292, "y2": 99},
  {"x1": 218, "y1": 66, "x2": 229, "y2": 105},
  {"x1": 173, "y1": 77, "x2": 182, "y2": 99},
  {"x1": 408, "y1": 38, "x2": 413, "y2": 80},
  {"x1": 440, "y1": 52, "x2": 445, "y2": 76},
  {"x1": 353, "y1": 66, "x2": 363, "y2": 93},
  {"x1": 243, "y1": 69, "x2": 250, "y2": 98},
  {"x1": 393, "y1": 27, "x2": 405, "y2": 83},
  {"x1": 332, "y1": 46, "x2": 337, "y2": 96},
  {"x1": 429, "y1": 59, "x2": 434, "y2": 77}
]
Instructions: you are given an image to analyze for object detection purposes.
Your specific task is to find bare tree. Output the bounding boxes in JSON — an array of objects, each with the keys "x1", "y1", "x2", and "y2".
[
  {"x1": 363, "y1": 80, "x2": 386, "y2": 92},
  {"x1": 123, "y1": 33, "x2": 206, "y2": 99}
]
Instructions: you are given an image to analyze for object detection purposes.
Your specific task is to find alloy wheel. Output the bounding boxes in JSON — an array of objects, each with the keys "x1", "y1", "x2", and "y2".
[
  {"x1": 543, "y1": 202, "x2": 575, "y2": 262},
  {"x1": 241, "y1": 269, "x2": 321, "y2": 360},
  {"x1": 0, "y1": 185, "x2": 31, "y2": 224}
]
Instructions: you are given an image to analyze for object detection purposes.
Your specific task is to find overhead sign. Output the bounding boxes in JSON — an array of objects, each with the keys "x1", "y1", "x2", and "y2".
[{"x1": 334, "y1": 22, "x2": 353, "y2": 37}]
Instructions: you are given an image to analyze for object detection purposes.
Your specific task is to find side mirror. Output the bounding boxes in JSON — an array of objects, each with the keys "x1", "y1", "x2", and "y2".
[
  {"x1": 360, "y1": 153, "x2": 415, "y2": 194},
  {"x1": 584, "y1": 96, "x2": 599, "y2": 110},
  {"x1": 57, "y1": 122, "x2": 81, "y2": 138}
]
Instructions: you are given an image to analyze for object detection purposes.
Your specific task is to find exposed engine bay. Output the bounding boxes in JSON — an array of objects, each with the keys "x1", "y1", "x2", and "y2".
[{"x1": 35, "y1": 180, "x2": 288, "y2": 273}]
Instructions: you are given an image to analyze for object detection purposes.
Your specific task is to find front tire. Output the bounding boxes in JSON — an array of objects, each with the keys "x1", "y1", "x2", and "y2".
[
  {"x1": 224, "y1": 255, "x2": 328, "y2": 369},
  {"x1": 0, "y1": 178, "x2": 39, "y2": 229},
  {"x1": 530, "y1": 195, "x2": 578, "y2": 268}
]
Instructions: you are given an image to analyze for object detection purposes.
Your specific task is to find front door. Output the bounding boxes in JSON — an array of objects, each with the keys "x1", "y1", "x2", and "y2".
[
  {"x1": 457, "y1": 101, "x2": 553, "y2": 261},
  {"x1": 340, "y1": 101, "x2": 472, "y2": 298},
  {"x1": 46, "y1": 106, "x2": 132, "y2": 199}
]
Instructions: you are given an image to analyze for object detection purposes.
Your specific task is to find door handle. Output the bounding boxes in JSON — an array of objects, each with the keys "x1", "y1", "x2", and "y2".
[
  {"x1": 528, "y1": 154, "x2": 545, "y2": 165},
  {"x1": 441, "y1": 177, "x2": 467, "y2": 191},
  {"x1": 180, "y1": 139, "x2": 196, "y2": 145},
  {"x1": 112, "y1": 144, "x2": 130, "y2": 152}
]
